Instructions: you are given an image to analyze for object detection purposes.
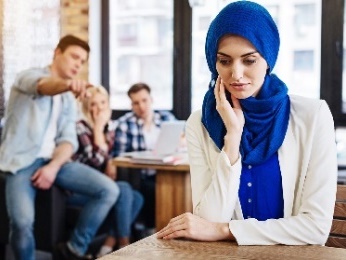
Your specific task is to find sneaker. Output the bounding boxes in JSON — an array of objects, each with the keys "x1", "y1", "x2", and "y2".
[
  {"x1": 145, "y1": 228, "x2": 156, "y2": 236},
  {"x1": 96, "y1": 245, "x2": 113, "y2": 258},
  {"x1": 53, "y1": 243, "x2": 94, "y2": 260}
]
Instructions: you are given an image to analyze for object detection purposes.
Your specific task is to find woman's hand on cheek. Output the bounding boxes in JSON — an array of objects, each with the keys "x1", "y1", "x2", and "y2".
[
  {"x1": 214, "y1": 76, "x2": 244, "y2": 133},
  {"x1": 91, "y1": 107, "x2": 98, "y2": 121},
  {"x1": 214, "y1": 76, "x2": 244, "y2": 164},
  {"x1": 93, "y1": 109, "x2": 110, "y2": 130},
  {"x1": 229, "y1": 95, "x2": 245, "y2": 133},
  {"x1": 98, "y1": 110, "x2": 110, "y2": 125},
  {"x1": 156, "y1": 212, "x2": 233, "y2": 242}
]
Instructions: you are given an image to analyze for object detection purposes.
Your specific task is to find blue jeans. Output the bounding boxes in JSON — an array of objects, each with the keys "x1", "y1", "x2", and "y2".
[
  {"x1": 68, "y1": 181, "x2": 143, "y2": 238},
  {"x1": 5, "y1": 158, "x2": 119, "y2": 260}
]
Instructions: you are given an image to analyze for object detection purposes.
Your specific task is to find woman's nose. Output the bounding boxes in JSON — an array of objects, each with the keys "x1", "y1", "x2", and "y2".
[{"x1": 231, "y1": 66, "x2": 243, "y2": 80}]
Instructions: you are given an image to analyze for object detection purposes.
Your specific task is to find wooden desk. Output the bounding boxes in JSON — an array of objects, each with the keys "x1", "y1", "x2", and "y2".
[
  {"x1": 99, "y1": 235, "x2": 346, "y2": 260},
  {"x1": 112, "y1": 157, "x2": 192, "y2": 230}
]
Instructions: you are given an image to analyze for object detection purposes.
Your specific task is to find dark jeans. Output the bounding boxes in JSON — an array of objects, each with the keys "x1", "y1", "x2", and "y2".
[
  {"x1": 5, "y1": 159, "x2": 119, "y2": 259},
  {"x1": 117, "y1": 168, "x2": 156, "y2": 229},
  {"x1": 140, "y1": 174, "x2": 156, "y2": 228}
]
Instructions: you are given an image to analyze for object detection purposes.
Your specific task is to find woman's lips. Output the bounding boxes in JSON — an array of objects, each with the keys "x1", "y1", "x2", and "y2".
[{"x1": 230, "y1": 83, "x2": 248, "y2": 90}]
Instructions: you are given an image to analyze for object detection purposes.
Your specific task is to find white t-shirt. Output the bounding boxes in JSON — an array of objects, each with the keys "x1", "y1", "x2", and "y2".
[
  {"x1": 143, "y1": 124, "x2": 160, "y2": 150},
  {"x1": 143, "y1": 124, "x2": 160, "y2": 176},
  {"x1": 37, "y1": 95, "x2": 61, "y2": 158}
]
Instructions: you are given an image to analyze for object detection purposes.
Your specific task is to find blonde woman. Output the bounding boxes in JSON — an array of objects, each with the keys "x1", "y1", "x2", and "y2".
[{"x1": 71, "y1": 85, "x2": 143, "y2": 257}]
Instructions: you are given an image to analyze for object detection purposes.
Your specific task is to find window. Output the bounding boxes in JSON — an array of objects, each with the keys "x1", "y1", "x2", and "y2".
[
  {"x1": 107, "y1": 0, "x2": 174, "y2": 111},
  {"x1": 294, "y1": 4, "x2": 316, "y2": 38},
  {"x1": 101, "y1": 0, "x2": 342, "y2": 125},
  {"x1": 1, "y1": 0, "x2": 60, "y2": 101},
  {"x1": 191, "y1": 0, "x2": 322, "y2": 112},
  {"x1": 293, "y1": 50, "x2": 314, "y2": 71}
]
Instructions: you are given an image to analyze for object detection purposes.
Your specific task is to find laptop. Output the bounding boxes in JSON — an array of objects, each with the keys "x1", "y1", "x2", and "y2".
[{"x1": 120, "y1": 120, "x2": 186, "y2": 163}]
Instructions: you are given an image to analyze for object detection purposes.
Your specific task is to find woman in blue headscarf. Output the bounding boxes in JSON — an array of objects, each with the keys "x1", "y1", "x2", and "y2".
[{"x1": 157, "y1": 1, "x2": 337, "y2": 245}]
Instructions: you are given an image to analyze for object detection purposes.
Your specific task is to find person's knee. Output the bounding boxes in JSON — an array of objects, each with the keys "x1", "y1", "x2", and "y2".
[
  {"x1": 108, "y1": 182, "x2": 120, "y2": 204},
  {"x1": 133, "y1": 190, "x2": 144, "y2": 208},
  {"x1": 117, "y1": 181, "x2": 132, "y2": 196},
  {"x1": 100, "y1": 178, "x2": 119, "y2": 205},
  {"x1": 10, "y1": 215, "x2": 34, "y2": 236}
]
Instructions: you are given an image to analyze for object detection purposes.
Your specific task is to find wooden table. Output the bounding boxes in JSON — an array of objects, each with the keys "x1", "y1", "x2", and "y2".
[
  {"x1": 99, "y1": 234, "x2": 346, "y2": 260},
  {"x1": 112, "y1": 157, "x2": 192, "y2": 230}
]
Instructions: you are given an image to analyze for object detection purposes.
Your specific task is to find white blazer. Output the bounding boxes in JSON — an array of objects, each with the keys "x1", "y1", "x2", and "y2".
[{"x1": 186, "y1": 95, "x2": 337, "y2": 245}]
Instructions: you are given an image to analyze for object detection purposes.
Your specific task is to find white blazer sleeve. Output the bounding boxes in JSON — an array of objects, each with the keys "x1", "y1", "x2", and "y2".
[{"x1": 186, "y1": 110, "x2": 243, "y2": 222}]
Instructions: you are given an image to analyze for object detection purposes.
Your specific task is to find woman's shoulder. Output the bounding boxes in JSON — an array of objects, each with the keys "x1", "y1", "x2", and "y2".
[
  {"x1": 187, "y1": 109, "x2": 202, "y2": 125},
  {"x1": 289, "y1": 94, "x2": 329, "y2": 113},
  {"x1": 289, "y1": 94, "x2": 332, "y2": 123},
  {"x1": 76, "y1": 119, "x2": 92, "y2": 134}
]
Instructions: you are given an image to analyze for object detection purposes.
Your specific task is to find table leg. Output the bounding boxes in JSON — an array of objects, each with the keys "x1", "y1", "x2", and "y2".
[{"x1": 155, "y1": 170, "x2": 192, "y2": 231}]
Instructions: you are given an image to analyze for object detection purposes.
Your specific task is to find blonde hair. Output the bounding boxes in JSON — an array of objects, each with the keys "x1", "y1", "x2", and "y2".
[{"x1": 80, "y1": 85, "x2": 110, "y2": 128}]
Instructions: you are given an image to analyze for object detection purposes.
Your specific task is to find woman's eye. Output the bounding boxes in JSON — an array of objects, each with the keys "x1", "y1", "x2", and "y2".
[
  {"x1": 244, "y1": 59, "x2": 257, "y2": 65},
  {"x1": 218, "y1": 58, "x2": 231, "y2": 66}
]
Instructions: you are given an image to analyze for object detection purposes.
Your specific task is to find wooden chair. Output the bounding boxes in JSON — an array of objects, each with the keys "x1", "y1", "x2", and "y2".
[{"x1": 325, "y1": 184, "x2": 346, "y2": 248}]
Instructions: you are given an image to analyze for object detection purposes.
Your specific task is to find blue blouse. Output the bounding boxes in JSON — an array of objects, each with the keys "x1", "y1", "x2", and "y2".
[{"x1": 239, "y1": 152, "x2": 284, "y2": 220}]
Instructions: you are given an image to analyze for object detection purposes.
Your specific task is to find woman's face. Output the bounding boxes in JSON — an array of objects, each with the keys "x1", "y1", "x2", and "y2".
[
  {"x1": 216, "y1": 35, "x2": 268, "y2": 99},
  {"x1": 89, "y1": 92, "x2": 109, "y2": 116}
]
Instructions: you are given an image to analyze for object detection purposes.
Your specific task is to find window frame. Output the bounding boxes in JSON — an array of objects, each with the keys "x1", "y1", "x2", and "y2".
[{"x1": 321, "y1": 0, "x2": 345, "y2": 127}]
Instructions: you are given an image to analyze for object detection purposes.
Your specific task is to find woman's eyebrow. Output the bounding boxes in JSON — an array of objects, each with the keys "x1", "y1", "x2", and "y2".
[
  {"x1": 217, "y1": 52, "x2": 231, "y2": 57},
  {"x1": 241, "y1": 51, "x2": 258, "y2": 57},
  {"x1": 217, "y1": 51, "x2": 258, "y2": 57}
]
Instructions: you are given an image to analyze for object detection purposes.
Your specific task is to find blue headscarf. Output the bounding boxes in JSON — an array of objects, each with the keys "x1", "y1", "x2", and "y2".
[{"x1": 201, "y1": 1, "x2": 290, "y2": 165}]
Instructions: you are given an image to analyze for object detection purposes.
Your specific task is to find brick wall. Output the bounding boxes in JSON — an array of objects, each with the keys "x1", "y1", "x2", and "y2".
[{"x1": 61, "y1": 0, "x2": 90, "y2": 81}]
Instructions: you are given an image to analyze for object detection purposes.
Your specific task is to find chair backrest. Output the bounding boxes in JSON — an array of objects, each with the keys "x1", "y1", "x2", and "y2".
[{"x1": 325, "y1": 184, "x2": 346, "y2": 248}]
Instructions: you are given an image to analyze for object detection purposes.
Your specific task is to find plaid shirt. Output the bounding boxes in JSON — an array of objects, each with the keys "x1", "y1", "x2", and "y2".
[
  {"x1": 112, "y1": 110, "x2": 176, "y2": 157},
  {"x1": 72, "y1": 120, "x2": 115, "y2": 172}
]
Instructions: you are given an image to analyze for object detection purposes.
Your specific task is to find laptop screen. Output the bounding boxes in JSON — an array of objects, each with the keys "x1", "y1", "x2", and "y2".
[{"x1": 154, "y1": 120, "x2": 186, "y2": 155}]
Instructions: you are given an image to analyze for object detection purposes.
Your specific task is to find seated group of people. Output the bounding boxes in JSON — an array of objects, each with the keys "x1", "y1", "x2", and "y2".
[
  {"x1": 71, "y1": 82, "x2": 176, "y2": 257},
  {"x1": 0, "y1": 35, "x2": 175, "y2": 260}
]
